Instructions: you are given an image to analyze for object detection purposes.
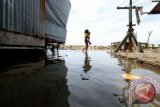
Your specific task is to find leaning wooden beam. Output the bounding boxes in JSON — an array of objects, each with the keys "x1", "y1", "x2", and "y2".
[
  {"x1": 114, "y1": 28, "x2": 134, "y2": 52},
  {"x1": 131, "y1": 35, "x2": 144, "y2": 52},
  {"x1": 131, "y1": 34, "x2": 138, "y2": 47},
  {"x1": 131, "y1": 37, "x2": 137, "y2": 50}
]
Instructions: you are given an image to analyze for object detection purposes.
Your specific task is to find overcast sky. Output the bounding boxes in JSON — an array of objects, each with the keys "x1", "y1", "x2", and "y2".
[{"x1": 66, "y1": 0, "x2": 160, "y2": 46}]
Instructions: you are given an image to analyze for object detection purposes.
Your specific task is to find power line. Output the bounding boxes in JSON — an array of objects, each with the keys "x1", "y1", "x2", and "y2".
[
  {"x1": 133, "y1": 0, "x2": 139, "y2": 4},
  {"x1": 126, "y1": 0, "x2": 139, "y2": 7},
  {"x1": 122, "y1": 0, "x2": 138, "y2": 7},
  {"x1": 143, "y1": 2, "x2": 152, "y2": 7},
  {"x1": 136, "y1": 0, "x2": 152, "y2": 6},
  {"x1": 118, "y1": 0, "x2": 153, "y2": 7},
  {"x1": 118, "y1": 0, "x2": 128, "y2": 6}
]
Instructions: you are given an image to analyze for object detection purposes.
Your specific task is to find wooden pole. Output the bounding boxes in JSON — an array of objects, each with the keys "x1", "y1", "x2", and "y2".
[
  {"x1": 128, "y1": 0, "x2": 133, "y2": 51},
  {"x1": 129, "y1": 0, "x2": 132, "y2": 28},
  {"x1": 115, "y1": 0, "x2": 142, "y2": 52}
]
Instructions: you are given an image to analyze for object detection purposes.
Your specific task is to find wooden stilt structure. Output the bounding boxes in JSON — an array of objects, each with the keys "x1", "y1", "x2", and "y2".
[{"x1": 114, "y1": 0, "x2": 143, "y2": 52}]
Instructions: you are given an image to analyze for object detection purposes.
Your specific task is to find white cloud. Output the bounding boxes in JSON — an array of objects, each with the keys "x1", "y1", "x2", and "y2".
[{"x1": 66, "y1": 0, "x2": 160, "y2": 46}]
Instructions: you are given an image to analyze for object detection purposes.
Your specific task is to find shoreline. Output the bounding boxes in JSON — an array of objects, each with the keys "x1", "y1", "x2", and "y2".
[{"x1": 108, "y1": 49, "x2": 160, "y2": 69}]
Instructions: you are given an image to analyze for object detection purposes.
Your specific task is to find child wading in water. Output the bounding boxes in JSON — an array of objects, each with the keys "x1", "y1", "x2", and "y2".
[{"x1": 83, "y1": 29, "x2": 92, "y2": 52}]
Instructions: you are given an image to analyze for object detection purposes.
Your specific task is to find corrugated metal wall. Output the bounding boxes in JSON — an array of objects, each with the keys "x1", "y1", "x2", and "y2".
[{"x1": 0, "y1": 0, "x2": 45, "y2": 38}]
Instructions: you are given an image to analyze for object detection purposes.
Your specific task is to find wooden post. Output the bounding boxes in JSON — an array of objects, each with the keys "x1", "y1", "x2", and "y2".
[
  {"x1": 129, "y1": 0, "x2": 132, "y2": 28},
  {"x1": 115, "y1": 0, "x2": 142, "y2": 52},
  {"x1": 128, "y1": 0, "x2": 133, "y2": 51}
]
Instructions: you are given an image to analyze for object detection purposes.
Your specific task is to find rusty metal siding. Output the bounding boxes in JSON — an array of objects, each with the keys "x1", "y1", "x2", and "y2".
[{"x1": 0, "y1": 0, "x2": 44, "y2": 38}]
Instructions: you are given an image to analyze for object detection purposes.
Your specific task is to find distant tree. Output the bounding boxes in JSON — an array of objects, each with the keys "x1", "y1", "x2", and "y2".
[{"x1": 147, "y1": 31, "x2": 153, "y2": 47}]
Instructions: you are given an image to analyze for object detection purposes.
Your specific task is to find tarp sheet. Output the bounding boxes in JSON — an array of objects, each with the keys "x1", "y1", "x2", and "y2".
[{"x1": 45, "y1": 0, "x2": 71, "y2": 43}]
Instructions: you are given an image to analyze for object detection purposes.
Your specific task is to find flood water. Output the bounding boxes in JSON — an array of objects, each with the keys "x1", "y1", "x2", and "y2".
[{"x1": 0, "y1": 50, "x2": 160, "y2": 107}]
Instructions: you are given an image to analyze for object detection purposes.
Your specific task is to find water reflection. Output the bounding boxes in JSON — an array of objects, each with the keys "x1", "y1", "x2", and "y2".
[
  {"x1": 114, "y1": 58, "x2": 160, "y2": 107},
  {"x1": 113, "y1": 59, "x2": 131, "y2": 107},
  {"x1": 81, "y1": 52, "x2": 92, "y2": 80},
  {"x1": 0, "y1": 59, "x2": 70, "y2": 107}
]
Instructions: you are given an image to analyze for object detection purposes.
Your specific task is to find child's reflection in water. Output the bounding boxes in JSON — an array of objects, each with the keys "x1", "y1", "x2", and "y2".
[{"x1": 81, "y1": 52, "x2": 92, "y2": 80}]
